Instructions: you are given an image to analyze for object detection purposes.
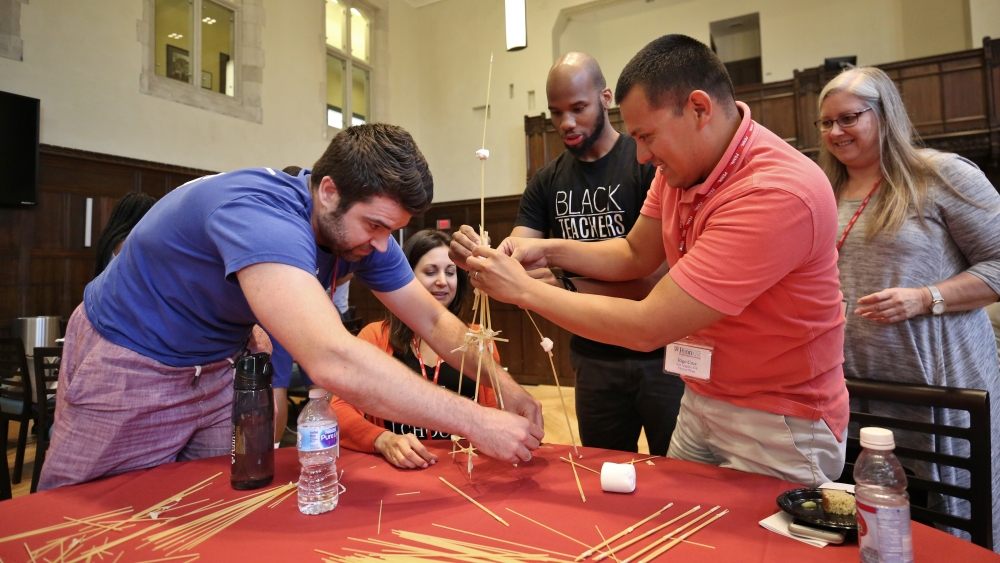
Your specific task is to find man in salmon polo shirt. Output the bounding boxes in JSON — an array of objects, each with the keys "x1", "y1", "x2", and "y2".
[{"x1": 459, "y1": 34, "x2": 848, "y2": 486}]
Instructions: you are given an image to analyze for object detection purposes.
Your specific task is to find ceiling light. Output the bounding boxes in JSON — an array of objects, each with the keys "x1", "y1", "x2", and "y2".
[
  {"x1": 350, "y1": 7, "x2": 361, "y2": 16},
  {"x1": 505, "y1": 0, "x2": 527, "y2": 51},
  {"x1": 202, "y1": 17, "x2": 216, "y2": 24}
]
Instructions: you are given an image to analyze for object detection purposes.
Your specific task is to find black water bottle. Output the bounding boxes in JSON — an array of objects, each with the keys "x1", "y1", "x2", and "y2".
[{"x1": 231, "y1": 352, "x2": 275, "y2": 490}]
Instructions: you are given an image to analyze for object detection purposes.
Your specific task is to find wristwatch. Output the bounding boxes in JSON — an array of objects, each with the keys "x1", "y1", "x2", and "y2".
[{"x1": 926, "y1": 284, "x2": 946, "y2": 315}]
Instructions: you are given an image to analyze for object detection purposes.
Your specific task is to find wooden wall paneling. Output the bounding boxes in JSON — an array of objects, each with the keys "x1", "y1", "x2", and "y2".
[
  {"x1": 525, "y1": 114, "x2": 548, "y2": 181},
  {"x1": 140, "y1": 169, "x2": 171, "y2": 198},
  {"x1": 545, "y1": 124, "x2": 567, "y2": 167},
  {"x1": 941, "y1": 57, "x2": 987, "y2": 133},
  {"x1": 0, "y1": 144, "x2": 215, "y2": 331},
  {"x1": 761, "y1": 92, "x2": 797, "y2": 143},
  {"x1": 898, "y1": 64, "x2": 945, "y2": 137},
  {"x1": 986, "y1": 37, "x2": 1000, "y2": 176},
  {"x1": 793, "y1": 69, "x2": 822, "y2": 154},
  {"x1": 608, "y1": 107, "x2": 624, "y2": 132}
]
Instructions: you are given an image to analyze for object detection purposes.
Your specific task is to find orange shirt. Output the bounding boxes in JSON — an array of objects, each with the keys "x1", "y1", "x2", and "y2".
[
  {"x1": 331, "y1": 321, "x2": 499, "y2": 453},
  {"x1": 641, "y1": 102, "x2": 848, "y2": 438}
]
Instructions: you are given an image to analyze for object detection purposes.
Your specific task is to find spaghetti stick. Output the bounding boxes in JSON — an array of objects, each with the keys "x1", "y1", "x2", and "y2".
[
  {"x1": 619, "y1": 506, "x2": 719, "y2": 563},
  {"x1": 625, "y1": 456, "x2": 658, "y2": 465},
  {"x1": 432, "y1": 523, "x2": 578, "y2": 558},
  {"x1": 64, "y1": 523, "x2": 165, "y2": 563},
  {"x1": 377, "y1": 500, "x2": 383, "y2": 535},
  {"x1": 0, "y1": 508, "x2": 134, "y2": 544},
  {"x1": 577, "y1": 504, "x2": 673, "y2": 560},
  {"x1": 595, "y1": 526, "x2": 619, "y2": 563},
  {"x1": 525, "y1": 310, "x2": 580, "y2": 457},
  {"x1": 439, "y1": 477, "x2": 508, "y2": 527},
  {"x1": 638, "y1": 510, "x2": 727, "y2": 563},
  {"x1": 505, "y1": 508, "x2": 591, "y2": 549},
  {"x1": 594, "y1": 506, "x2": 700, "y2": 561},
  {"x1": 570, "y1": 456, "x2": 586, "y2": 502},
  {"x1": 560, "y1": 456, "x2": 600, "y2": 475}
]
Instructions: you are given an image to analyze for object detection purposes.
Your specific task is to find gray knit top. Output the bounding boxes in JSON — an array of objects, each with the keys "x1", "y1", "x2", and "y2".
[{"x1": 837, "y1": 150, "x2": 1000, "y2": 547}]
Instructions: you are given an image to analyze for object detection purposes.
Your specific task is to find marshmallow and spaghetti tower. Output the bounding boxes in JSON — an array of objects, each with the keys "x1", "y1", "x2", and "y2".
[{"x1": 450, "y1": 53, "x2": 580, "y2": 480}]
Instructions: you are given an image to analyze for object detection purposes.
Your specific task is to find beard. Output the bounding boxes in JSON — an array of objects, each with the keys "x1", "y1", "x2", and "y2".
[
  {"x1": 564, "y1": 104, "x2": 607, "y2": 158},
  {"x1": 318, "y1": 209, "x2": 372, "y2": 262}
]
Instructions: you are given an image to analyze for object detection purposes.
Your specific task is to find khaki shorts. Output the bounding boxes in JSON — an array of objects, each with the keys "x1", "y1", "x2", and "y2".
[{"x1": 667, "y1": 386, "x2": 846, "y2": 487}]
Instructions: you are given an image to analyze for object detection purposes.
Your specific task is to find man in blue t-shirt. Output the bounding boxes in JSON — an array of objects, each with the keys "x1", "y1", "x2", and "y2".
[{"x1": 39, "y1": 124, "x2": 543, "y2": 491}]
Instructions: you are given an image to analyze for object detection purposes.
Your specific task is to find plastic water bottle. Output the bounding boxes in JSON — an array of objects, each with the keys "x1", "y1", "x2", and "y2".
[
  {"x1": 854, "y1": 427, "x2": 913, "y2": 563},
  {"x1": 297, "y1": 388, "x2": 339, "y2": 515}
]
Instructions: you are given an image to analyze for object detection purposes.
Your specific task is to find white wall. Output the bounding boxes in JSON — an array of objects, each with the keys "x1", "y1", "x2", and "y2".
[
  {"x1": 561, "y1": 0, "x2": 907, "y2": 87},
  {"x1": 970, "y1": 0, "x2": 1000, "y2": 47},
  {"x1": 0, "y1": 0, "x2": 334, "y2": 173}
]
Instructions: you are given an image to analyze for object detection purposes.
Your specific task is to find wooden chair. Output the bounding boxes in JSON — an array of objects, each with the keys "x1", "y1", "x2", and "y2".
[
  {"x1": 840, "y1": 377, "x2": 993, "y2": 550},
  {"x1": 0, "y1": 338, "x2": 33, "y2": 487},
  {"x1": 30, "y1": 347, "x2": 61, "y2": 494}
]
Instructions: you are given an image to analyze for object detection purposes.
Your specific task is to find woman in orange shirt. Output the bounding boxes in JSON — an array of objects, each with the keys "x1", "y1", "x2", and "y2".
[{"x1": 331, "y1": 230, "x2": 499, "y2": 469}]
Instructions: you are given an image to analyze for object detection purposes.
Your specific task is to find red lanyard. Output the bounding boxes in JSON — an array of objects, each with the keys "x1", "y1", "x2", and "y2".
[
  {"x1": 836, "y1": 179, "x2": 882, "y2": 251},
  {"x1": 411, "y1": 337, "x2": 443, "y2": 384},
  {"x1": 677, "y1": 122, "x2": 755, "y2": 257}
]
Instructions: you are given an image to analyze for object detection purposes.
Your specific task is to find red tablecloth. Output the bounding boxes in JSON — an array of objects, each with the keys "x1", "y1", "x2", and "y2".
[{"x1": 1, "y1": 442, "x2": 996, "y2": 562}]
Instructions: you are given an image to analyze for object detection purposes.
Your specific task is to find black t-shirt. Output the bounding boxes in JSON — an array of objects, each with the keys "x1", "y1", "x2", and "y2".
[
  {"x1": 515, "y1": 133, "x2": 662, "y2": 360},
  {"x1": 379, "y1": 348, "x2": 479, "y2": 440}
]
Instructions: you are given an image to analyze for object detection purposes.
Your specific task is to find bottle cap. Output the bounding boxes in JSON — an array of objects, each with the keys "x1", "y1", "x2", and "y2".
[
  {"x1": 234, "y1": 352, "x2": 273, "y2": 390},
  {"x1": 308, "y1": 388, "x2": 327, "y2": 399},
  {"x1": 860, "y1": 427, "x2": 895, "y2": 450}
]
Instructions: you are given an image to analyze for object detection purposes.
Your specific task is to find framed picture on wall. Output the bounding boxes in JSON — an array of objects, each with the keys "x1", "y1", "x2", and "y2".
[
  {"x1": 166, "y1": 45, "x2": 190, "y2": 83},
  {"x1": 201, "y1": 71, "x2": 212, "y2": 90}
]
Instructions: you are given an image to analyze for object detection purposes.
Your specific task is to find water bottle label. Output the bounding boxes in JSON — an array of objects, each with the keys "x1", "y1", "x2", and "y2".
[
  {"x1": 297, "y1": 424, "x2": 338, "y2": 452},
  {"x1": 857, "y1": 501, "x2": 913, "y2": 563}
]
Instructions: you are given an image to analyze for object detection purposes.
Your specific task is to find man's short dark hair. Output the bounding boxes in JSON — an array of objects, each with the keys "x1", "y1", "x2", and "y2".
[
  {"x1": 311, "y1": 123, "x2": 433, "y2": 215},
  {"x1": 615, "y1": 34, "x2": 736, "y2": 115}
]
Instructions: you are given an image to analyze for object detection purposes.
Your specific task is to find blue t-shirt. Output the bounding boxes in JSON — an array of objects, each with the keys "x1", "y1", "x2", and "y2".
[{"x1": 84, "y1": 168, "x2": 413, "y2": 367}]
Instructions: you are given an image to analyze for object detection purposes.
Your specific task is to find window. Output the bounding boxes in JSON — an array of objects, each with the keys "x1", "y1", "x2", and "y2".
[
  {"x1": 141, "y1": 0, "x2": 264, "y2": 123},
  {"x1": 155, "y1": 0, "x2": 235, "y2": 94},
  {"x1": 326, "y1": 1, "x2": 373, "y2": 130}
]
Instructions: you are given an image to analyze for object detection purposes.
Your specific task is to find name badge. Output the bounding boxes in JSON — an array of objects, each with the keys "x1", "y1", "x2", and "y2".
[{"x1": 664, "y1": 336, "x2": 714, "y2": 381}]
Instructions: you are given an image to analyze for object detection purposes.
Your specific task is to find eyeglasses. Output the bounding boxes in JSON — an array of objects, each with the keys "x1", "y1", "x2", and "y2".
[{"x1": 814, "y1": 107, "x2": 873, "y2": 132}]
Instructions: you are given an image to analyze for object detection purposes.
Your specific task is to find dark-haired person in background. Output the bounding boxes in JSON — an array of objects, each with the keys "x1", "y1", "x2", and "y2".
[
  {"x1": 333, "y1": 229, "x2": 500, "y2": 469},
  {"x1": 93, "y1": 192, "x2": 157, "y2": 276},
  {"x1": 39, "y1": 124, "x2": 543, "y2": 490},
  {"x1": 461, "y1": 35, "x2": 847, "y2": 486}
]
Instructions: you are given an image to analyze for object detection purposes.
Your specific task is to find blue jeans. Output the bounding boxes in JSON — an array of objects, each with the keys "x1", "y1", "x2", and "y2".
[{"x1": 571, "y1": 350, "x2": 684, "y2": 455}]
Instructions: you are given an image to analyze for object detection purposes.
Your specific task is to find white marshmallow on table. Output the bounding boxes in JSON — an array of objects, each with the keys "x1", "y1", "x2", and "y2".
[
  {"x1": 601, "y1": 462, "x2": 636, "y2": 493},
  {"x1": 476, "y1": 149, "x2": 490, "y2": 160}
]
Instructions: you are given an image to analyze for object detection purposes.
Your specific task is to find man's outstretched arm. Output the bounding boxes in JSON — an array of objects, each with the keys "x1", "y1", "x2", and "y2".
[{"x1": 237, "y1": 262, "x2": 542, "y2": 463}]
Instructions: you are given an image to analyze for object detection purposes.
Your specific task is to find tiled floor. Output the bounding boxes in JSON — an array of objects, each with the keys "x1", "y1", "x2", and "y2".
[{"x1": 4, "y1": 384, "x2": 647, "y2": 499}]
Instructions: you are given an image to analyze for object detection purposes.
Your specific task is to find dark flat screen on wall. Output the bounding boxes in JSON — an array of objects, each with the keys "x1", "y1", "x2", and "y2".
[{"x1": 0, "y1": 91, "x2": 40, "y2": 206}]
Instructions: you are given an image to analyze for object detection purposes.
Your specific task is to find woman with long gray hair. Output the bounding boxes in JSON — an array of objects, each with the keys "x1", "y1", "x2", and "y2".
[{"x1": 818, "y1": 66, "x2": 1000, "y2": 548}]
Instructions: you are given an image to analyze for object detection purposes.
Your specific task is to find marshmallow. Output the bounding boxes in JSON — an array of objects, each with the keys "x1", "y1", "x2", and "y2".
[
  {"x1": 476, "y1": 149, "x2": 490, "y2": 160},
  {"x1": 600, "y1": 462, "x2": 636, "y2": 493},
  {"x1": 540, "y1": 337, "x2": 554, "y2": 353}
]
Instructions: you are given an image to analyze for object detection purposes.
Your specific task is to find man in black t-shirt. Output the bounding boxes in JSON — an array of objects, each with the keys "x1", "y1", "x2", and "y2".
[{"x1": 454, "y1": 53, "x2": 683, "y2": 455}]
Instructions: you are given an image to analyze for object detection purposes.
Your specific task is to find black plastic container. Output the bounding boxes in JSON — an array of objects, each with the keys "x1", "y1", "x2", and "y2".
[{"x1": 230, "y1": 352, "x2": 275, "y2": 490}]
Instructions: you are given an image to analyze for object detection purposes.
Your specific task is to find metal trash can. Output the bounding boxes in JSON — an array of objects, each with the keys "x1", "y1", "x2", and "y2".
[{"x1": 12, "y1": 316, "x2": 61, "y2": 357}]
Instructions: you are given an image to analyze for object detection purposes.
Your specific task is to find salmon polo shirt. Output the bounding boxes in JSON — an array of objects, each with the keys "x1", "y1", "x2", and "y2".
[{"x1": 640, "y1": 102, "x2": 848, "y2": 439}]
